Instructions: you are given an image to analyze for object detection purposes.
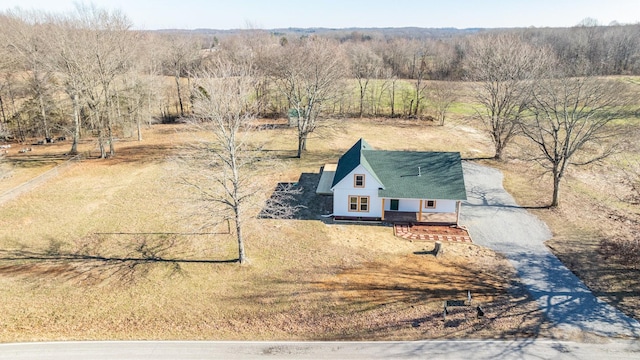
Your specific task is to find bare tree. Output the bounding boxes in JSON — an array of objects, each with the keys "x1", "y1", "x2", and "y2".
[
  {"x1": 184, "y1": 61, "x2": 259, "y2": 264},
  {"x1": 0, "y1": 71, "x2": 22, "y2": 140},
  {"x1": 137, "y1": 33, "x2": 166, "y2": 125},
  {"x1": 267, "y1": 37, "x2": 346, "y2": 158},
  {"x1": 380, "y1": 67, "x2": 399, "y2": 117},
  {"x1": 46, "y1": 12, "x2": 94, "y2": 155},
  {"x1": 429, "y1": 81, "x2": 458, "y2": 126},
  {"x1": 179, "y1": 57, "x2": 303, "y2": 264},
  {"x1": 521, "y1": 74, "x2": 630, "y2": 207},
  {"x1": 116, "y1": 72, "x2": 152, "y2": 142},
  {"x1": 465, "y1": 33, "x2": 552, "y2": 160},
  {"x1": 411, "y1": 47, "x2": 430, "y2": 117},
  {"x1": 427, "y1": 38, "x2": 463, "y2": 80},
  {"x1": 349, "y1": 43, "x2": 381, "y2": 117},
  {"x1": 0, "y1": 16, "x2": 18, "y2": 132},
  {"x1": 3, "y1": 10, "x2": 56, "y2": 141},
  {"x1": 70, "y1": 4, "x2": 136, "y2": 158},
  {"x1": 214, "y1": 30, "x2": 277, "y2": 117},
  {"x1": 161, "y1": 35, "x2": 201, "y2": 118}
]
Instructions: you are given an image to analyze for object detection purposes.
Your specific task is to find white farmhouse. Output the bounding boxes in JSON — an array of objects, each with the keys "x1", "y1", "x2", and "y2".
[{"x1": 316, "y1": 139, "x2": 467, "y2": 224}]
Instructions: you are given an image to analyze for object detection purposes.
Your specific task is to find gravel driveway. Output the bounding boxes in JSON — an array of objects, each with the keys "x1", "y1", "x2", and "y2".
[{"x1": 460, "y1": 161, "x2": 640, "y2": 338}]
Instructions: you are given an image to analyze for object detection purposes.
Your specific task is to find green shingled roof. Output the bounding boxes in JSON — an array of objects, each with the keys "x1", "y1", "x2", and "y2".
[
  {"x1": 331, "y1": 138, "x2": 383, "y2": 188},
  {"x1": 331, "y1": 139, "x2": 467, "y2": 200}
]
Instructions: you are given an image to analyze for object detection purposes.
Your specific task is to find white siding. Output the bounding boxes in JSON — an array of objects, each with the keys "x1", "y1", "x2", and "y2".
[
  {"x1": 331, "y1": 163, "x2": 459, "y2": 217},
  {"x1": 332, "y1": 165, "x2": 383, "y2": 217},
  {"x1": 422, "y1": 199, "x2": 457, "y2": 213},
  {"x1": 383, "y1": 198, "x2": 457, "y2": 213}
]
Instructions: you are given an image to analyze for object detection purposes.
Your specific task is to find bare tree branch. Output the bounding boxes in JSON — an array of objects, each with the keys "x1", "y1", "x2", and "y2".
[
  {"x1": 265, "y1": 36, "x2": 347, "y2": 158},
  {"x1": 465, "y1": 33, "x2": 553, "y2": 160},
  {"x1": 521, "y1": 74, "x2": 630, "y2": 207}
]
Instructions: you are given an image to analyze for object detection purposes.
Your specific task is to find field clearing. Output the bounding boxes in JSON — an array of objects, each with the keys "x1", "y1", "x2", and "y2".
[{"x1": 0, "y1": 119, "x2": 551, "y2": 341}]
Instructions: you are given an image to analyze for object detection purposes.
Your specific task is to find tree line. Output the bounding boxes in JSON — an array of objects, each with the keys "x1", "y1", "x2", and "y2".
[{"x1": 2, "y1": 6, "x2": 639, "y2": 155}]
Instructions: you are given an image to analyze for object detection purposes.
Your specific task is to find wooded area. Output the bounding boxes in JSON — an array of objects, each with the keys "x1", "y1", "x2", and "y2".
[{"x1": 1, "y1": 7, "x2": 639, "y2": 151}]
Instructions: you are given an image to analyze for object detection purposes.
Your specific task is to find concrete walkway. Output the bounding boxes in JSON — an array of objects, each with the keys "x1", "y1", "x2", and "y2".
[{"x1": 459, "y1": 161, "x2": 640, "y2": 338}]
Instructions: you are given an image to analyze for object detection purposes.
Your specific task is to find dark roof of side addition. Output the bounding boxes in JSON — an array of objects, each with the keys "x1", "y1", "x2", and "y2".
[{"x1": 331, "y1": 138, "x2": 467, "y2": 200}]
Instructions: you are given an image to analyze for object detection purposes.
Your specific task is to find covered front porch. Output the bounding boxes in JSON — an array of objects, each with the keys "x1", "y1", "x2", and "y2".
[
  {"x1": 380, "y1": 198, "x2": 462, "y2": 225},
  {"x1": 382, "y1": 210, "x2": 459, "y2": 225}
]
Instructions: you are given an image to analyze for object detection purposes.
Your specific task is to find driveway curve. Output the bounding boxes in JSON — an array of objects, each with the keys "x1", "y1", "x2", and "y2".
[{"x1": 460, "y1": 161, "x2": 640, "y2": 338}]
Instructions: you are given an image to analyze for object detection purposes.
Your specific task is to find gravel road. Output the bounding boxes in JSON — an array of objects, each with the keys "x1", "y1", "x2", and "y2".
[{"x1": 459, "y1": 161, "x2": 640, "y2": 338}]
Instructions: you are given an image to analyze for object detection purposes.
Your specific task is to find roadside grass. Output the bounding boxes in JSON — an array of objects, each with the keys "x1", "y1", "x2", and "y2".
[{"x1": 0, "y1": 119, "x2": 549, "y2": 341}]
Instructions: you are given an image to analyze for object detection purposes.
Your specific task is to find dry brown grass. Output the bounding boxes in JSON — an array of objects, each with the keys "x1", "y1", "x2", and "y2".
[{"x1": 0, "y1": 119, "x2": 547, "y2": 341}]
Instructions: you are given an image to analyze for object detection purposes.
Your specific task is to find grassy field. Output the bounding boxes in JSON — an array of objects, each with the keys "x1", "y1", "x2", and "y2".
[
  {"x1": 2, "y1": 89, "x2": 639, "y2": 341},
  {"x1": 0, "y1": 118, "x2": 557, "y2": 341}
]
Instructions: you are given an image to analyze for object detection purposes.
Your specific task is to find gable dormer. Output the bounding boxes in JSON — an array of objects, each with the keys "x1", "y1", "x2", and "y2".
[{"x1": 331, "y1": 138, "x2": 384, "y2": 190}]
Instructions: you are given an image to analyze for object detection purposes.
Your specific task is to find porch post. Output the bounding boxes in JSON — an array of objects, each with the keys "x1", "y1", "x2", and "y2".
[
  {"x1": 418, "y1": 199, "x2": 423, "y2": 222},
  {"x1": 381, "y1": 198, "x2": 385, "y2": 220},
  {"x1": 456, "y1": 201, "x2": 461, "y2": 225}
]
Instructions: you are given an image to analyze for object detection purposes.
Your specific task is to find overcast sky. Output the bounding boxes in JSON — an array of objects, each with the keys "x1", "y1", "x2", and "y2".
[{"x1": 1, "y1": 0, "x2": 639, "y2": 30}]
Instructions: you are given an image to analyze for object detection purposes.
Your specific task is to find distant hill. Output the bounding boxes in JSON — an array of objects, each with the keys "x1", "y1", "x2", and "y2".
[{"x1": 152, "y1": 27, "x2": 486, "y2": 39}]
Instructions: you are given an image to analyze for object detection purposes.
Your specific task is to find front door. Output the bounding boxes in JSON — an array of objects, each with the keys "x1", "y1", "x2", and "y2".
[{"x1": 390, "y1": 199, "x2": 399, "y2": 211}]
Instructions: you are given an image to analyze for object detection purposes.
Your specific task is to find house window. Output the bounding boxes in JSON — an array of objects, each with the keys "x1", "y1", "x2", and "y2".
[
  {"x1": 424, "y1": 200, "x2": 436, "y2": 209},
  {"x1": 360, "y1": 197, "x2": 368, "y2": 212},
  {"x1": 348, "y1": 196, "x2": 370, "y2": 212},
  {"x1": 354, "y1": 174, "x2": 365, "y2": 188},
  {"x1": 349, "y1": 196, "x2": 359, "y2": 211}
]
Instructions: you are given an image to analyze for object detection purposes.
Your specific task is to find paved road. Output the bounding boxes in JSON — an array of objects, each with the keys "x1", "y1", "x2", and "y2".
[
  {"x1": 0, "y1": 340, "x2": 639, "y2": 360},
  {"x1": 460, "y1": 161, "x2": 640, "y2": 338}
]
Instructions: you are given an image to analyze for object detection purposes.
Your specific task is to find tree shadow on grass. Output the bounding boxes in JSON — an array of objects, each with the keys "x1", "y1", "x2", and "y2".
[
  {"x1": 0, "y1": 235, "x2": 238, "y2": 285},
  {"x1": 549, "y1": 237, "x2": 640, "y2": 337},
  {"x1": 225, "y1": 256, "x2": 551, "y2": 342},
  {"x1": 259, "y1": 172, "x2": 333, "y2": 221},
  {"x1": 464, "y1": 184, "x2": 552, "y2": 210},
  {"x1": 101, "y1": 143, "x2": 191, "y2": 165},
  {"x1": 6, "y1": 153, "x2": 72, "y2": 168},
  {"x1": 506, "y1": 250, "x2": 640, "y2": 339}
]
